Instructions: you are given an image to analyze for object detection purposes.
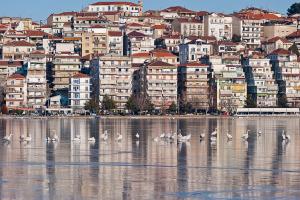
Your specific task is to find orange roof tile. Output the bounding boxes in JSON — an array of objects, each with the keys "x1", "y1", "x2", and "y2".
[
  {"x1": 8, "y1": 73, "x2": 25, "y2": 79},
  {"x1": 5, "y1": 40, "x2": 34, "y2": 47},
  {"x1": 108, "y1": 31, "x2": 122, "y2": 37},
  {"x1": 91, "y1": 1, "x2": 140, "y2": 6},
  {"x1": 72, "y1": 72, "x2": 90, "y2": 78}
]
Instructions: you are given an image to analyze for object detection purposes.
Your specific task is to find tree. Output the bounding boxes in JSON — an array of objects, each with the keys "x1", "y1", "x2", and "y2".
[
  {"x1": 168, "y1": 102, "x2": 177, "y2": 114},
  {"x1": 289, "y1": 43, "x2": 300, "y2": 57},
  {"x1": 101, "y1": 95, "x2": 116, "y2": 111},
  {"x1": 125, "y1": 95, "x2": 140, "y2": 114},
  {"x1": 84, "y1": 99, "x2": 100, "y2": 114},
  {"x1": 232, "y1": 34, "x2": 241, "y2": 43},
  {"x1": 278, "y1": 94, "x2": 289, "y2": 108},
  {"x1": 245, "y1": 95, "x2": 257, "y2": 108},
  {"x1": 287, "y1": 3, "x2": 300, "y2": 16}
]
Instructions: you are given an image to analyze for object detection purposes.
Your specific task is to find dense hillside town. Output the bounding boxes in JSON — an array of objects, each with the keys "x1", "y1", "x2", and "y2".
[{"x1": 1, "y1": 1, "x2": 300, "y2": 115}]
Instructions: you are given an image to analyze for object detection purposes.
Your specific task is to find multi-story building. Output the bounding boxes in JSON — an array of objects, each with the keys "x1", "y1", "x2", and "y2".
[
  {"x1": 2, "y1": 40, "x2": 36, "y2": 60},
  {"x1": 99, "y1": 54, "x2": 132, "y2": 109},
  {"x1": 204, "y1": 13, "x2": 231, "y2": 40},
  {"x1": 0, "y1": 61, "x2": 23, "y2": 81},
  {"x1": 179, "y1": 39, "x2": 213, "y2": 64},
  {"x1": 132, "y1": 49, "x2": 178, "y2": 65},
  {"x1": 52, "y1": 53, "x2": 81, "y2": 90},
  {"x1": 261, "y1": 37, "x2": 293, "y2": 54},
  {"x1": 232, "y1": 14, "x2": 263, "y2": 48},
  {"x1": 243, "y1": 54, "x2": 278, "y2": 107},
  {"x1": 124, "y1": 31, "x2": 155, "y2": 55},
  {"x1": 26, "y1": 52, "x2": 48, "y2": 109},
  {"x1": 171, "y1": 18, "x2": 204, "y2": 37},
  {"x1": 85, "y1": 1, "x2": 143, "y2": 16},
  {"x1": 214, "y1": 64, "x2": 247, "y2": 112},
  {"x1": 269, "y1": 49, "x2": 300, "y2": 107},
  {"x1": 5, "y1": 73, "x2": 27, "y2": 110},
  {"x1": 107, "y1": 31, "x2": 123, "y2": 55},
  {"x1": 69, "y1": 73, "x2": 91, "y2": 111},
  {"x1": 144, "y1": 60, "x2": 177, "y2": 110},
  {"x1": 178, "y1": 62, "x2": 210, "y2": 111},
  {"x1": 47, "y1": 12, "x2": 77, "y2": 35},
  {"x1": 82, "y1": 25, "x2": 108, "y2": 56},
  {"x1": 262, "y1": 22, "x2": 297, "y2": 41}
]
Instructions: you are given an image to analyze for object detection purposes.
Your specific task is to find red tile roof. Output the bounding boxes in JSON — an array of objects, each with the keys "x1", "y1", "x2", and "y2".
[
  {"x1": 161, "y1": 6, "x2": 195, "y2": 13},
  {"x1": 72, "y1": 72, "x2": 90, "y2": 78},
  {"x1": 0, "y1": 61, "x2": 23, "y2": 66},
  {"x1": 5, "y1": 40, "x2": 35, "y2": 47},
  {"x1": 132, "y1": 52, "x2": 150, "y2": 57},
  {"x1": 54, "y1": 11, "x2": 77, "y2": 16},
  {"x1": 126, "y1": 22, "x2": 143, "y2": 27},
  {"x1": 181, "y1": 61, "x2": 208, "y2": 67},
  {"x1": 176, "y1": 18, "x2": 202, "y2": 23},
  {"x1": 151, "y1": 24, "x2": 166, "y2": 29},
  {"x1": 8, "y1": 73, "x2": 25, "y2": 79},
  {"x1": 148, "y1": 60, "x2": 175, "y2": 67},
  {"x1": 286, "y1": 30, "x2": 300, "y2": 39},
  {"x1": 127, "y1": 31, "x2": 146, "y2": 38},
  {"x1": 264, "y1": 36, "x2": 291, "y2": 44},
  {"x1": 235, "y1": 13, "x2": 280, "y2": 20},
  {"x1": 270, "y1": 48, "x2": 291, "y2": 55},
  {"x1": 151, "y1": 49, "x2": 177, "y2": 57},
  {"x1": 91, "y1": 1, "x2": 140, "y2": 6},
  {"x1": 108, "y1": 31, "x2": 122, "y2": 37}
]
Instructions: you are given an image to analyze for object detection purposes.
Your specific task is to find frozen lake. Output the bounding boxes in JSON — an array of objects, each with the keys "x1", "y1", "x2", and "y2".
[{"x1": 0, "y1": 117, "x2": 299, "y2": 199}]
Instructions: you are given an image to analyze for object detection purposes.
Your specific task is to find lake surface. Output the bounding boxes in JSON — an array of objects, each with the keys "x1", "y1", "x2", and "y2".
[{"x1": 0, "y1": 117, "x2": 299, "y2": 200}]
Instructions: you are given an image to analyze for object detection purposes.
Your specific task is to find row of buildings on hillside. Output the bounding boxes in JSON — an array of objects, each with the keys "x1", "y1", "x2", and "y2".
[{"x1": 0, "y1": 1, "x2": 300, "y2": 114}]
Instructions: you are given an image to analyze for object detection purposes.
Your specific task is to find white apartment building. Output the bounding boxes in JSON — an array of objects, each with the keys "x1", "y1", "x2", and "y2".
[
  {"x1": 5, "y1": 73, "x2": 27, "y2": 110},
  {"x1": 204, "y1": 13, "x2": 232, "y2": 40},
  {"x1": 69, "y1": 73, "x2": 91, "y2": 110},
  {"x1": 47, "y1": 12, "x2": 76, "y2": 35},
  {"x1": 26, "y1": 52, "x2": 47, "y2": 109},
  {"x1": 85, "y1": 1, "x2": 143, "y2": 16}
]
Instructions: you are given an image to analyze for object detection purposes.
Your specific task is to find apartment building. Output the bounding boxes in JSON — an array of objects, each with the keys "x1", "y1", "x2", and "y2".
[
  {"x1": 144, "y1": 60, "x2": 177, "y2": 110},
  {"x1": 243, "y1": 54, "x2": 278, "y2": 107},
  {"x1": 179, "y1": 39, "x2": 213, "y2": 64},
  {"x1": 85, "y1": 1, "x2": 143, "y2": 16},
  {"x1": 124, "y1": 31, "x2": 155, "y2": 55},
  {"x1": 99, "y1": 54, "x2": 132, "y2": 109},
  {"x1": 172, "y1": 18, "x2": 204, "y2": 37},
  {"x1": 107, "y1": 31, "x2": 123, "y2": 55},
  {"x1": 232, "y1": 15, "x2": 263, "y2": 48},
  {"x1": 204, "y1": 13, "x2": 232, "y2": 40},
  {"x1": 47, "y1": 12, "x2": 76, "y2": 35},
  {"x1": 5, "y1": 73, "x2": 27, "y2": 110},
  {"x1": 261, "y1": 37, "x2": 293, "y2": 54},
  {"x1": 82, "y1": 25, "x2": 108, "y2": 56},
  {"x1": 52, "y1": 53, "x2": 81, "y2": 90},
  {"x1": 0, "y1": 61, "x2": 23, "y2": 81},
  {"x1": 262, "y1": 22, "x2": 297, "y2": 41},
  {"x1": 69, "y1": 73, "x2": 91, "y2": 111},
  {"x1": 2, "y1": 40, "x2": 36, "y2": 60},
  {"x1": 132, "y1": 49, "x2": 178, "y2": 65},
  {"x1": 269, "y1": 49, "x2": 300, "y2": 107},
  {"x1": 26, "y1": 52, "x2": 47, "y2": 109},
  {"x1": 214, "y1": 64, "x2": 247, "y2": 112},
  {"x1": 178, "y1": 62, "x2": 210, "y2": 111}
]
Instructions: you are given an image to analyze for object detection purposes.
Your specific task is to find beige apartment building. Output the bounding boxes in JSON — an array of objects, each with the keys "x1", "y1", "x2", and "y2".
[
  {"x1": 99, "y1": 54, "x2": 132, "y2": 109},
  {"x1": 145, "y1": 60, "x2": 177, "y2": 110},
  {"x1": 171, "y1": 18, "x2": 204, "y2": 37},
  {"x1": 5, "y1": 73, "x2": 27, "y2": 110},
  {"x1": 53, "y1": 53, "x2": 81, "y2": 90},
  {"x1": 262, "y1": 23, "x2": 297, "y2": 41},
  {"x1": 82, "y1": 25, "x2": 108, "y2": 56},
  {"x1": 2, "y1": 40, "x2": 36, "y2": 60},
  {"x1": 26, "y1": 52, "x2": 48, "y2": 109},
  {"x1": 178, "y1": 62, "x2": 210, "y2": 111}
]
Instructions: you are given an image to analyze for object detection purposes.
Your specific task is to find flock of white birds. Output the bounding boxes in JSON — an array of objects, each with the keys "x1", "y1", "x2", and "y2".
[{"x1": 1, "y1": 128, "x2": 291, "y2": 145}]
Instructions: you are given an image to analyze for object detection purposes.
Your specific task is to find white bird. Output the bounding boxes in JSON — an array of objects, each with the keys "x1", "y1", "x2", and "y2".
[
  {"x1": 3, "y1": 134, "x2": 13, "y2": 142},
  {"x1": 227, "y1": 133, "x2": 233, "y2": 140},
  {"x1": 281, "y1": 130, "x2": 286, "y2": 140},
  {"x1": 178, "y1": 134, "x2": 191, "y2": 142},
  {"x1": 116, "y1": 133, "x2": 122, "y2": 142},
  {"x1": 24, "y1": 134, "x2": 32, "y2": 142},
  {"x1": 101, "y1": 130, "x2": 108, "y2": 139},
  {"x1": 20, "y1": 134, "x2": 25, "y2": 141},
  {"x1": 242, "y1": 130, "x2": 250, "y2": 140},
  {"x1": 257, "y1": 130, "x2": 262, "y2": 136},
  {"x1": 52, "y1": 132, "x2": 59, "y2": 142},
  {"x1": 160, "y1": 133, "x2": 165, "y2": 139},
  {"x1": 210, "y1": 136, "x2": 217, "y2": 142},
  {"x1": 200, "y1": 133, "x2": 205, "y2": 140},
  {"x1": 46, "y1": 137, "x2": 51, "y2": 142},
  {"x1": 103, "y1": 134, "x2": 108, "y2": 141},
  {"x1": 88, "y1": 137, "x2": 96, "y2": 142},
  {"x1": 153, "y1": 137, "x2": 159, "y2": 142},
  {"x1": 135, "y1": 133, "x2": 140, "y2": 139},
  {"x1": 211, "y1": 128, "x2": 217, "y2": 136},
  {"x1": 72, "y1": 135, "x2": 81, "y2": 142}
]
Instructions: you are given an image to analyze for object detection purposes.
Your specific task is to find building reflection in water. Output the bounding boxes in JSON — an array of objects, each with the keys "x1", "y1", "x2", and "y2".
[{"x1": 0, "y1": 117, "x2": 298, "y2": 199}]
